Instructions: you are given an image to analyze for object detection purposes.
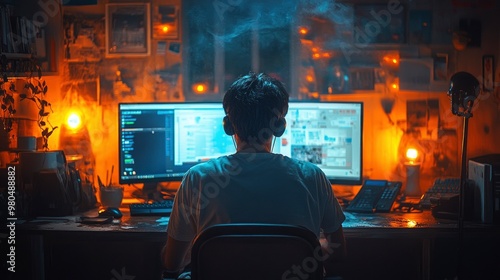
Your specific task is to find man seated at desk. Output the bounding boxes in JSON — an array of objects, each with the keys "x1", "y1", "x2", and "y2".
[{"x1": 161, "y1": 72, "x2": 347, "y2": 277}]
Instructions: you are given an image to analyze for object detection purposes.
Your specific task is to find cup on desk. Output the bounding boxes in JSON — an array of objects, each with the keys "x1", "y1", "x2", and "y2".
[{"x1": 99, "y1": 186, "x2": 124, "y2": 208}]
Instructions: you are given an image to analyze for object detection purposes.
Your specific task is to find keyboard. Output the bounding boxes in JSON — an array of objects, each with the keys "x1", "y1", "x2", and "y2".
[
  {"x1": 419, "y1": 177, "x2": 460, "y2": 209},
  {"x1": 129, "y1": 199, "x2": 174, "y2": 216}
]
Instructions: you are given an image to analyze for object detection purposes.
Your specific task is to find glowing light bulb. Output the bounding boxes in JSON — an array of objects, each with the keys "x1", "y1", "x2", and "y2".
[
  {"x1": 406, "y1": 148, "x2": 418, "y2": 164},
  {"x1": 405, "y1": 147, "x2": 421, "y2": 196},
  {"x1": 162, "y1": 25, "x2": 169, "y2": 33},
  {"x1": 67, "y1": 112, "x2": 82, "y2": 130}
]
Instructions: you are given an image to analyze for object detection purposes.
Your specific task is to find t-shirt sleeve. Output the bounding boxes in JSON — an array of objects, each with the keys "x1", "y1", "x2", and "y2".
[
  {"x1": 318, "y1": 171, "x2": 346, "y2": 233},
  {"x1": 166, "y1": 172, "x2": 198, "y2": 242}
]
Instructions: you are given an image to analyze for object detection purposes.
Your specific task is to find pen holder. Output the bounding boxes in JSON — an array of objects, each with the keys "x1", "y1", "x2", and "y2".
[{"x1": 99, "y1": 186, "x2": 124, "y2": 208}]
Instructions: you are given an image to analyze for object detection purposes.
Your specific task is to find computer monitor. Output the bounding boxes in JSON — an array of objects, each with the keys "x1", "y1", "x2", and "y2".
[
  {"x1": 118, "y1": 101, "x2": 363, "y2": 187},
  {"x1": 277, "y1": 101, "x2": 363, "y2": 185},
  {"x1": 118, "y1": 102, "x2": 233, "y2": 186}
]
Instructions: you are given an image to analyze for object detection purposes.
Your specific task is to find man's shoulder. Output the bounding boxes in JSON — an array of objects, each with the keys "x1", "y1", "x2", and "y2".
[
  {"x1": 186, "y1": 155, "x2": 232, "y2": 173},
  {"x1": 190, "y1": 156, "x2": 227, "y2": 170},
  {"x1": 284, "y1": 155, "x2": 322, "y2": 171},
  {"x1": 187, "y1": 153, "x2": 323, "y2": 176}
]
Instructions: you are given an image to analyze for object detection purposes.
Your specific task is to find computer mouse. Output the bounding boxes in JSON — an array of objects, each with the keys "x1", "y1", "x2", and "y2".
[{"x1": 98, "y1": 207, "x2": 123, "y2": 219}]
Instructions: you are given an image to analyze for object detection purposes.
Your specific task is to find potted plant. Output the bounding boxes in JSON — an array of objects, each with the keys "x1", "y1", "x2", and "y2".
[
  {"x1": 0, "y1": 54, "x2": 58, "y2": 152},
  {"x1": 1, "y1": 55, "x2": 71, "y2": 218}
]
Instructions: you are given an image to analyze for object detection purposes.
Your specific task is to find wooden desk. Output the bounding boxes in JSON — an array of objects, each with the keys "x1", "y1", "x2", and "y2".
[{"x1": 15, "y1": 209, "x2": 500, "y2": 280}]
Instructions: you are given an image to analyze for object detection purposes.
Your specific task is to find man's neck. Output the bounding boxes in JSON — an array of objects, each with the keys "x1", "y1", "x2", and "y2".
[
  {"x1": 237, "y1": 145, "x2": 270, "y2": 153},
  {"x1": 235, "y1": 138, "x2": 272, "y2": 153}
]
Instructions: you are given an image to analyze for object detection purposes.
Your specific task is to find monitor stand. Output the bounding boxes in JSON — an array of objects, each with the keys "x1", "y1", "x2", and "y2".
[{"x1": 132, "y1": 182, "x2": 164, "y2": 202}]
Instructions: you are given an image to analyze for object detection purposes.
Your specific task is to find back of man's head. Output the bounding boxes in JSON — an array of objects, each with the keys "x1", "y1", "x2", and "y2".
[{"x1": 223, "y1": 72, "x2": 289, "y2": 144}]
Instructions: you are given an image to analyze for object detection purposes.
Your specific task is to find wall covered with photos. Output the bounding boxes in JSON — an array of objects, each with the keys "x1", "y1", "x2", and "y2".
[
  {"x1": 56, "y1": 0, "x2": 183, "y2": 186},
  {"x1": 62, "y1": 0, "x2": 183, "y2": 105},
  {"x1": 41, "y1": 0, "x2": 500, "y2": 190}
]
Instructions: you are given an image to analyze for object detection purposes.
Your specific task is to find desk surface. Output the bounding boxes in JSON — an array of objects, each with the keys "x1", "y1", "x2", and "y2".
[
  {"x1": 17, "y1": 208, "x2": 500, "y2": 240},
  {"x1": 15, "y1": 208, "x2": 500, "y2": 280}
]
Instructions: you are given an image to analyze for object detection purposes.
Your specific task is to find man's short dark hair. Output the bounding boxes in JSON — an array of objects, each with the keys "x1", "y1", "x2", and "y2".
[{"x1": 223, "y1": 72, "x2": 289, "y2": 144}]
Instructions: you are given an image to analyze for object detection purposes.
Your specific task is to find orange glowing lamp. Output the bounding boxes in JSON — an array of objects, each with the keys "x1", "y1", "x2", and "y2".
[
  {"x1": 406, "y1": 148, "x2": 419, "y2": 164},
  {"x1": 161, "y1": 25, "x2": 170, "y2": 33},
  {"x1": 404, "y1": 147, "x2": 422, "y2": 196},
  {"x1": 382, "y1": 56, "x2": 399, "y2": 67},
  {"x1": 298, "y1": 26, "x2": 308, "y2": 35},
  {"x1": 67, "y1": 111, "x2": 82, "y2": 131},
  {"x1": 388, "y1": 77, "x2": 399, "y2": 92},
  {"x1": 192, "y1": 83, "x2": 208, "y2": 94}
]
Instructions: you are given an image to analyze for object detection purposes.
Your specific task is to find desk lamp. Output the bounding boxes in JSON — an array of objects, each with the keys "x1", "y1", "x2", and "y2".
[
  {"x1": 447, "y1": 71, "x2": 479, "y2": 279},
  {"x1": 404, "y1": 147, "x2": 421, "y2": 197},
  {"x1": 59, "y1": 109, "x2": 95, "y2": 184}
]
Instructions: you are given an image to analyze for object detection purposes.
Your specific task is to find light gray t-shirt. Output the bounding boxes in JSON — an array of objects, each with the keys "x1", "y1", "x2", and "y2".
[{"x1": 167, "y1": 152, "x2": 345, "y2": 244}]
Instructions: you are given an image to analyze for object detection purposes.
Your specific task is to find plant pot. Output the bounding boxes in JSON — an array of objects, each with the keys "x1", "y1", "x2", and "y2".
[
  {"x1": 19, "y1": 150, "x2": 67, "y2": 185},
  {"x1": 13, "y1": 79, "x2": 39, "y2": 121}
]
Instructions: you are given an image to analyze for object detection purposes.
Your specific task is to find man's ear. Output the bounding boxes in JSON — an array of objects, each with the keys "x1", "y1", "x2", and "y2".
[{"x1": 223, "y1": 116, "x2": 235, "y2": 136}]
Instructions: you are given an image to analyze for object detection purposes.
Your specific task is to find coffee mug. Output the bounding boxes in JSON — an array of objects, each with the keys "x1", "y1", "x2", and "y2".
[{"x1": 99, "y1": 186, "x2": 124, "y2": 208}]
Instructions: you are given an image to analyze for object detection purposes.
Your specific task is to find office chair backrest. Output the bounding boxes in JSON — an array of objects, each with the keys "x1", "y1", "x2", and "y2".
[{"x1": 191, "y1": 223, "x2": 324, "y2": 280}]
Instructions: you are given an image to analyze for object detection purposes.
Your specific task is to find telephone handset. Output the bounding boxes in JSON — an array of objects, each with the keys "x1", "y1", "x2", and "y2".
[{"x1": 346, "y1": 180, "x2": 402, "y2": 213}]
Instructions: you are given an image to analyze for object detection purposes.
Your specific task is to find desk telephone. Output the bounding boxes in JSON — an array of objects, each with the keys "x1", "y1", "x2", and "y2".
[{"x1": 346, "y1": 180, "x2": 402, "y2": 213}]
